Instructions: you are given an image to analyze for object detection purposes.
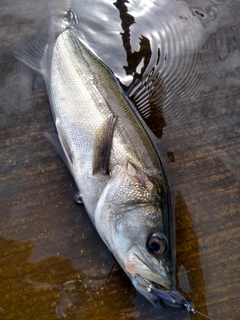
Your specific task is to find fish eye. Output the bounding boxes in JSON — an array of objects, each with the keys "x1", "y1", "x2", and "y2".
[{"x1": 147, "y1": 233, "x2": 167, "y2": 256}]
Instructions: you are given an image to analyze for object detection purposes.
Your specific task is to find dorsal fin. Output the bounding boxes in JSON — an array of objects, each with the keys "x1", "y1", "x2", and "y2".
[{"x1": 127, "y1": 67, "x2": 167, "y2": 139}]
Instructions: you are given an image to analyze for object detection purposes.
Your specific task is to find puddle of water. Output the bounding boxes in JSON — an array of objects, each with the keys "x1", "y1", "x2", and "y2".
[{"x1": 0, "y1": 0, "x2": 240, "y2": 319}]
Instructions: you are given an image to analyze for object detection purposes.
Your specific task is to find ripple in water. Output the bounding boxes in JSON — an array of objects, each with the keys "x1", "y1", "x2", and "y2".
[{"x1": 69, "y1": 0, "x2": 234, "y2": 139}]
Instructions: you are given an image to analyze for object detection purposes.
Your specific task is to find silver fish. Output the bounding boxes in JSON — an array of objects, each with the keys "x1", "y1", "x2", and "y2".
[{"x1": 15, "y1": 9, "x2": 191, "y2": 309}]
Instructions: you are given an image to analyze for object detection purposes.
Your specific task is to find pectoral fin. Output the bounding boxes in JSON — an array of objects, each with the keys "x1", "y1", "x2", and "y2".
[{"x1": 92, "y1": 115, "x2": 117, "y2": 176}]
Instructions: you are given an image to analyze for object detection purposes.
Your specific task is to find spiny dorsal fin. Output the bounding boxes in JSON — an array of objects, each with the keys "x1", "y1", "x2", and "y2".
[
  {"x1": 127, "y1": 58, "x2": 167, "y2": 139},
  {"x1": 93, "y1": 115, "x2": 117, "y2": 176}
]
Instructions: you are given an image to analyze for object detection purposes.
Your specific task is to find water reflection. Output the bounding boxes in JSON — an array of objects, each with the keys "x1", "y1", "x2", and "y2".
[
  {"x1": 0, "y1": 237, "x2": 136, "y2": 319},
  {"x1": 0, "y1": 237, "x2": 65, "y2": 319},
  {"x1": 113, "y1": 0, "x2": 167, "y2": 138}
]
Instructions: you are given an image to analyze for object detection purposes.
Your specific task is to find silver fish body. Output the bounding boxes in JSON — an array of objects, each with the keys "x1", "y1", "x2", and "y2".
[
  {"x1": 50, "y1": 28, "x2": 166, "y2": 218},
  {"x1": 16, "y1": 10, "x2": 176, "y2": 307}
]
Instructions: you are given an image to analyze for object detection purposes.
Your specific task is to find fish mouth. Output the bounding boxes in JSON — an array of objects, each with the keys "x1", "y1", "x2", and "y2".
[
  {"x1": 134, "y1": 273, "x2": 168, "y2": 297},
  {"x1": 125, "y1": 249, "x2": 172, "y2": 290},
  {"x1": 124, "y1": 250, "x2": 194, "y2": 311},
  {"x1": 133, "y1": 274, "x2": 194, "y2": 312}
]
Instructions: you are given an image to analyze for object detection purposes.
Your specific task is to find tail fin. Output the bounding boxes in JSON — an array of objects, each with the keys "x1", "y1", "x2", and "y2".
[
  {"x1": 14, "y1": 8, "x2": 80, "y2": 74},
  {"x1": 48, "y1": 8, "x2": 80, "y2": 40},
  {"x1": 62, "y1": 9, "x2": 79, "y2": 29},
  {"x1": 14, "y1": 35, "x2": 48, "y2": 74}
]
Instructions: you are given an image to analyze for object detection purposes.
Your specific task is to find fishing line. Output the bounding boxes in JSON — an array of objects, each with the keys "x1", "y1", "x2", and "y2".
[
  {"x1": 193, "y1": 309, "x2": 214, "y2": 320},
  {"x1": 135, "y1": 274, "x2": 215, "y2": 320}
]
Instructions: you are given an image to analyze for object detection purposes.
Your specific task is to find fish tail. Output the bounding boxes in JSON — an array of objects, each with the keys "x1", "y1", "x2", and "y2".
[
  {"x1": 48, "y1": 7, "x2": 80, "y2": 44},
  {"x1": 14, "y1": 7, "x2": 81, "y2": 74},
  {"x1": 62, "y1": 9, "x2": 80, "y2": 30}
]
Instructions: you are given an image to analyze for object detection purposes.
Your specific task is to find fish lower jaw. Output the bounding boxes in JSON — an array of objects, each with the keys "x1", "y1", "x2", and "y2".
[
  {"x1": 136, "y1": 273, "x2": 171, "y2": 290},
  {"x1": 125, "y1": 261, "x2": 172, "y2": 290}
]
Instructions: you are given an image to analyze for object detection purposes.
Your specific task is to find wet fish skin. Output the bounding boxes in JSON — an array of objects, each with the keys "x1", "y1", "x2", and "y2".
[{"x1": 15, "y1": 10, "x2": 172, "y2": 306}]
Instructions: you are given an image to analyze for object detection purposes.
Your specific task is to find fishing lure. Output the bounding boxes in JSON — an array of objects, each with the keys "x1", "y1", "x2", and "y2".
[{"x1": 135, "y1": 274, "x2": 214, "y2": 319}]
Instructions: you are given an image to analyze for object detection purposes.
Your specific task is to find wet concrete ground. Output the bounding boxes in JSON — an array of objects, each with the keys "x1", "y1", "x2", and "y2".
[{"x1": 0, "y1": 0, "x2": 240, "y2": 319}]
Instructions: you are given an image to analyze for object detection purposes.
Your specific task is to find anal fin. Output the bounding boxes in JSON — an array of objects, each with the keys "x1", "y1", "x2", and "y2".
[{"x1": 93, "y1": 115, "x2": 117, "y2": 176}]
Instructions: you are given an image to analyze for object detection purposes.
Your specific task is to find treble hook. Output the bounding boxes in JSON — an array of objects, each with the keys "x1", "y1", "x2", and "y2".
[{"x1": 135, "y1": 274, "x2": 214, "y2": 319}]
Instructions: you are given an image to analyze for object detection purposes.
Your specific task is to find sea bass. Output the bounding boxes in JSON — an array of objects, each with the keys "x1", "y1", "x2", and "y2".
[{"x1": 15, "y1": 9, "x2": 193, "y2": 310}]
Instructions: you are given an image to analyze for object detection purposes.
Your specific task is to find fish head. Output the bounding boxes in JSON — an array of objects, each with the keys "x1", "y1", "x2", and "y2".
[
  {"x1": 112, "y1": 205, "x2": 172, "y2": 306},
  {"x1": 95, "y1": 160, "x2": 173, "y2": 306}
]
